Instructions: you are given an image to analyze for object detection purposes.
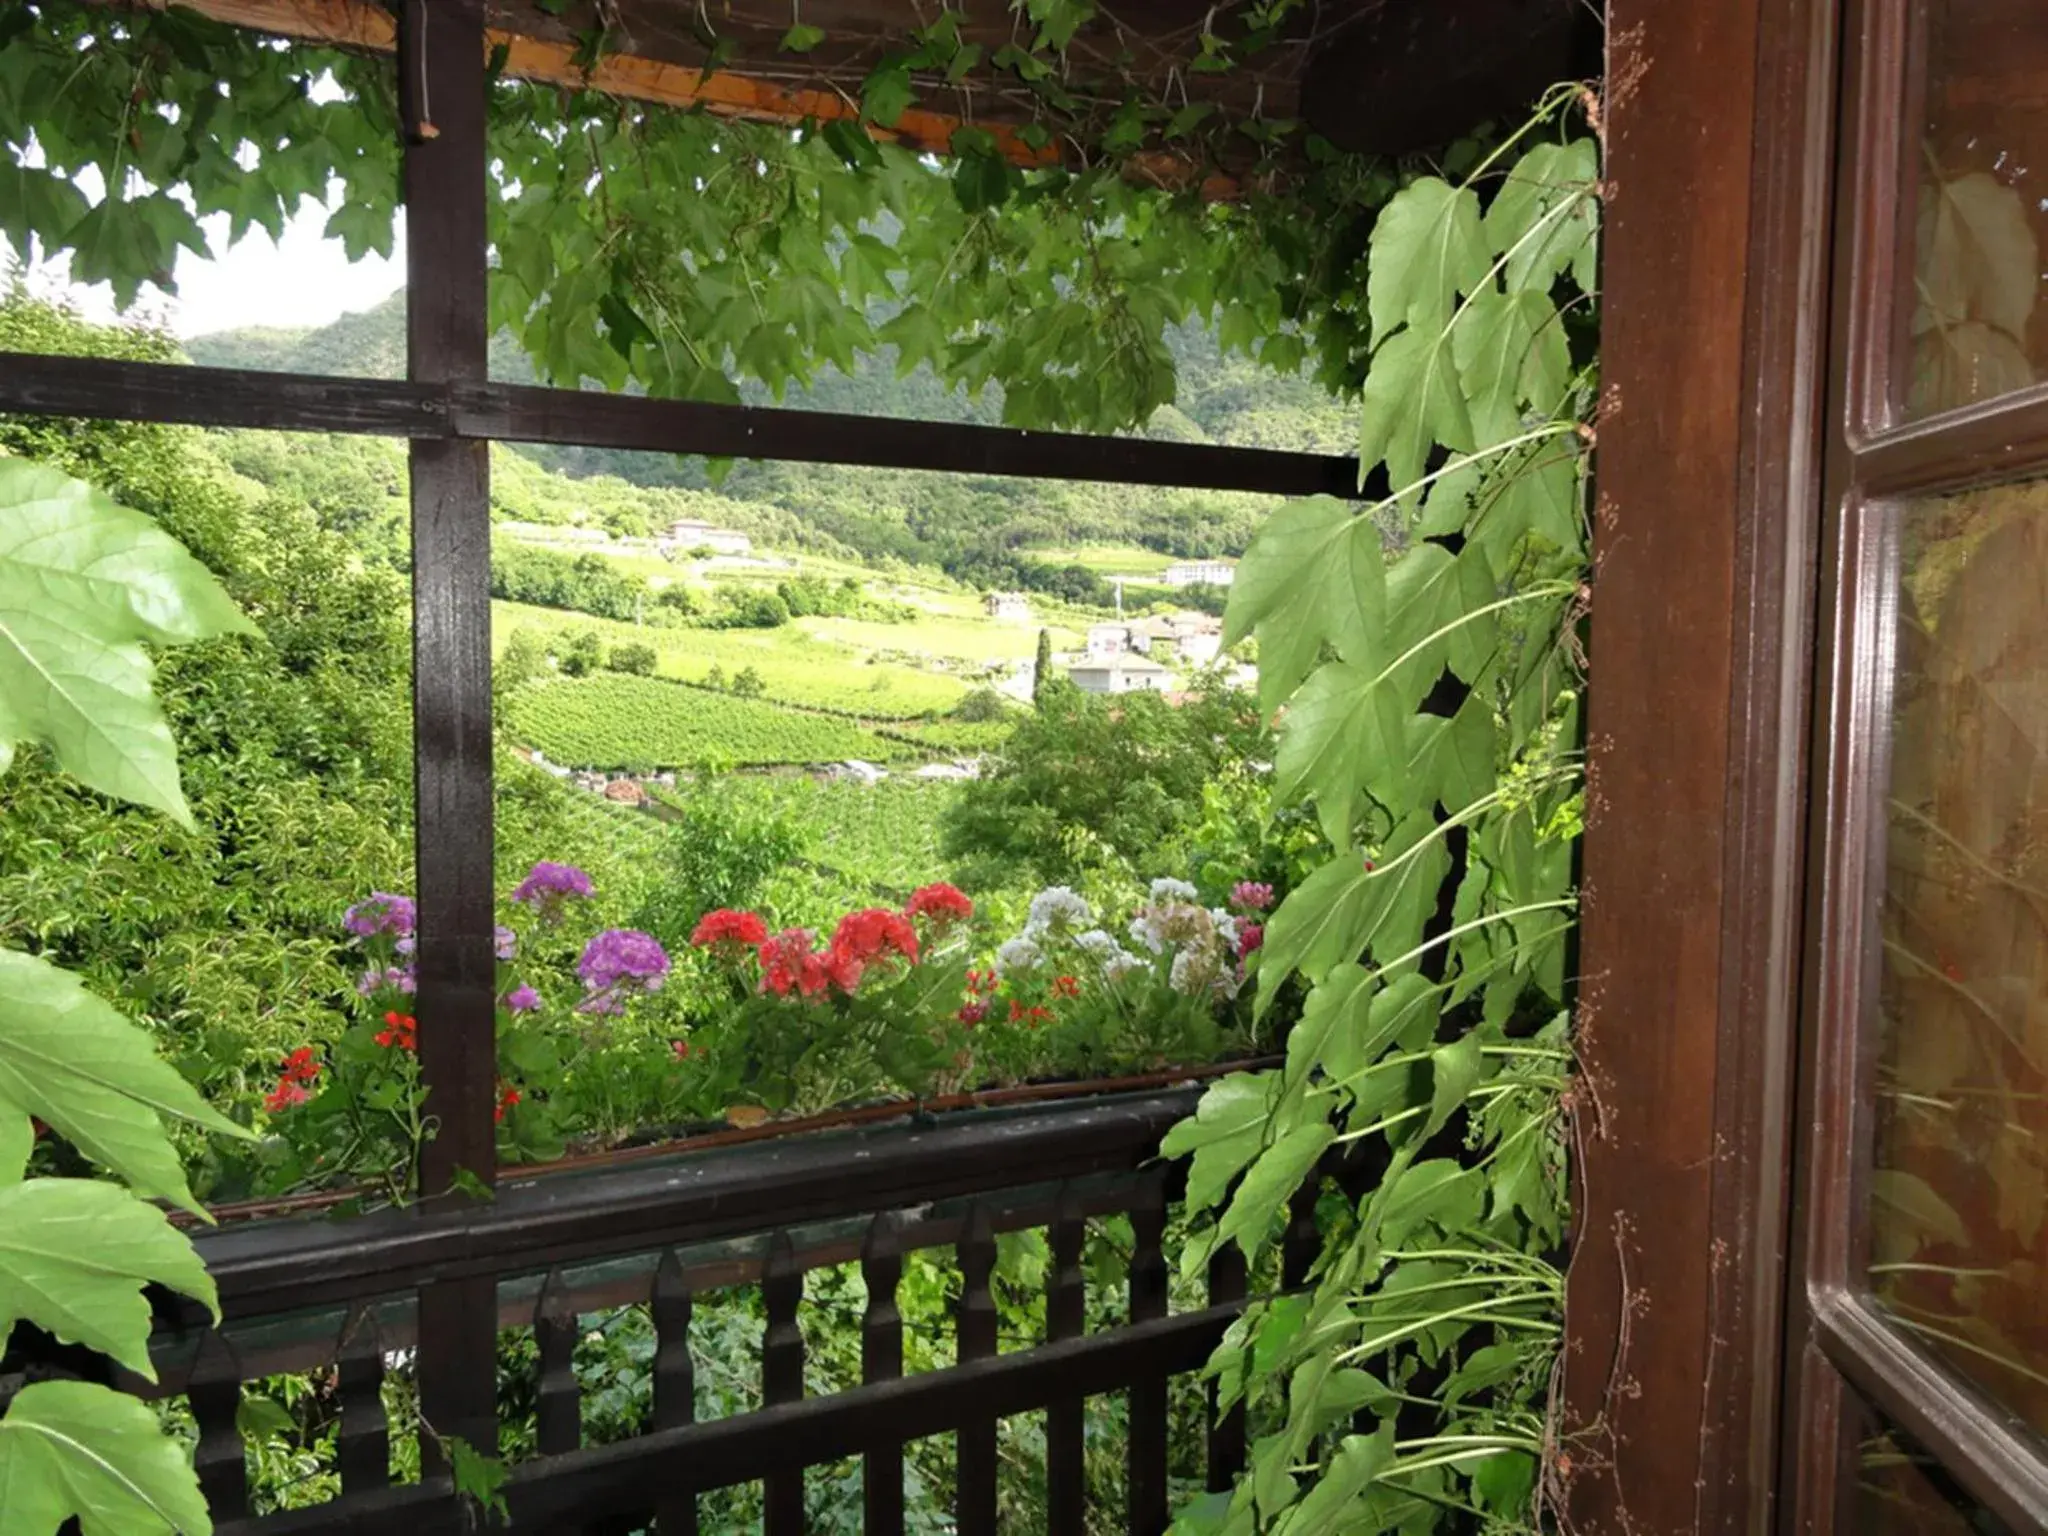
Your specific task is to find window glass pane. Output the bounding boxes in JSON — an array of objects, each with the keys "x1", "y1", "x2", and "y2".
[
  {"x1": 1900, "y1": 0, "x2": 2048, "y2": 420},
  {"x1": 1849, "y1": 1418, "x2": 2011, "y2": 1536},
  {"x1": 1873, "y1": 475, "x2": 2048, "y2": 1429}
]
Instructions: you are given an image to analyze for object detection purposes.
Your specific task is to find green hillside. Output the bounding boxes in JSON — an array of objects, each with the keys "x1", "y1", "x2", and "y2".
[{"x1": 185, "y1": 291, "x2": 1345, "y2": 594}]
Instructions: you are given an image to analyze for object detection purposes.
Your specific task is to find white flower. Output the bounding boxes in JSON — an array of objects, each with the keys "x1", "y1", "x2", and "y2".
[
  {"x1": 1128, "y1": 914, "x2": 1164, "y2": 954},
  {"x1": 1149, "y1": 877, "x2": 1199, "y2": 904},
  {"x1": 1209, "y1": 909, "x2": 1241, "y2": 950},
  {"x1": 1169, "y1": 946, "x2": 1218, "y2": 996},
  {"x1": 1102, "y1": 949, "x2": 1146, "y2": 985},
  {"x1": 1075, "y1": 928, "x2": 1121, "y2": 958},
  {"x1": 995, "y1": 937, "x2": 1044, "y2": 976},
  {"x1": 1025, "y1": 886, "x2": 1093, "y2": 938}
]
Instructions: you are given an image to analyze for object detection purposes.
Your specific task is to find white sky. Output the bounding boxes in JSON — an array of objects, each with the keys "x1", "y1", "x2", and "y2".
[{"x1": 20, "y1": 198, "x2": 406, "y2": 340}]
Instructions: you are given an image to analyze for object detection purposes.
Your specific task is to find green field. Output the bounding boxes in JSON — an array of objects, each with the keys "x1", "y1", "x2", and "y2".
[
  {"x1": 797, "y1": 612, "x2": 1078, "y2": 663},
  {"x1": 507, "y1": 674, "x2": 902, "y2": 769},
  {"x1": 1035, "y1": 543, "x2": 1177, "y2": 578},
  {"x1": 493, "y1": 601, "x2": 970, "y2": 718}
]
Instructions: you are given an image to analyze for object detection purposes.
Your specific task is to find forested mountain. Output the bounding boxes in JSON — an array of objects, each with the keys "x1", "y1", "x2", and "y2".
[{"x1": 186, "y1": 293, "x2": 1350, "y2": 594}]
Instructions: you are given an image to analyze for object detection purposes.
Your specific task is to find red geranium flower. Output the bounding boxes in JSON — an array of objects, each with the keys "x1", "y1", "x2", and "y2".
[
  {"x1": 279, "y1": 1046, "x2": 322, "y2": 1084},
  {"x1": 691, "y1": 908, "x2": 770, "y2": 949},
  {"x1": 831, "y1": 908, "x2": 920, "y2": 965},
  {"x1": 759, "y1": 930, "x2": 833, "y2": 998},
  {"x1": 958, "y1": 1000, "x2": 988, "y2": 1026},
  {"x1": 1052, "y1": 974, "x2": 1080, "y2": 999},
  {"x1": 374, "y1": 1011, "x2": 418, "y2": 1051},
  {"x1": 264, "y1": 1079, "x2": 311, "y2": 1113},
  {"x1": 906, "y1": 882, "x2": 973, "y2": 925},
  {"x1": 494, "y1": 1083, "x2": 522, "y2": 1123}
]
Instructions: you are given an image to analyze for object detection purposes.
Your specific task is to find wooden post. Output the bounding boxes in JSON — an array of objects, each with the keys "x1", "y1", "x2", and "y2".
[{"x1": 402, "y1": 0, "x2": 499, "y2": 1473}]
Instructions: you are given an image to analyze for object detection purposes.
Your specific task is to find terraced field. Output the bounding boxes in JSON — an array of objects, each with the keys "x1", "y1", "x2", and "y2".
[{"x1": 507, "y1": 674, "x2": 901, "y2": 769}]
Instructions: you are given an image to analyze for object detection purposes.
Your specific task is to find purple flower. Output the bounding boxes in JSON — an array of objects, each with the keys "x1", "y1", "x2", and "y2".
[
  {"x1": 495, "y1": 925, "x2": 518, "y2": 961},
  {"x1": 511, "y1": 862, "x2": 594, "y2": 912},
  {"x1": 356, "y1": 964, "x2": 416, "y2": 997},
  {"x1": 1230, "y1": 881, "x2": 1275, "y2": 914},
  {"x1": 344, "y1": 892, "x2": 416, "y2": 940},
  {"x1": 576, "y1": 928, "x2": 670, "y2": 1015},
  {"x1": 394, "y1": 935, "x2": 417, "y2": 958},
  {"x1": 503, "y1": 983, "x2": 541, "y2": 1014}
]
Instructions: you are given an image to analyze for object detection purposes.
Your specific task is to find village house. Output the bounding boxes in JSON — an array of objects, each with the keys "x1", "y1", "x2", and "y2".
[
  {"x1": 657, "y1": 517, "x2": 753, "y2": 557},
  {"x1": 1161, "y1": 558, "x2": 1234, "y2": 588},
  {"x1": 1065, "y1": 653, "x2": 1175, "y2": 695}
]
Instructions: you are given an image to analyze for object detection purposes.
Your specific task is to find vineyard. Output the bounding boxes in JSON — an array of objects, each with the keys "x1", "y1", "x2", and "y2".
[
  {"x1": 506, "y1": 674, "x2": 900, "y2": 769},
  {"x1": 492, "y1": 600, "x2": 974, "y2": 718}
]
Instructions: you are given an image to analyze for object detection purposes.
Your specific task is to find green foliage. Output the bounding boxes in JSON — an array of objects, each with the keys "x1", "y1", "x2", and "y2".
[
  {"x1": 492, "y1": 542, "x2": 648, "y2": 621},
  {"x1": 556, "y1": 628, "x2": 605, "y2": 677},
  {"x1": 606, "y1": 642, "x2": 658, "y2": 676},
  {"x1": 944, "y1": 679, "x2": 1268, "y2": 882},
  {"x1": 1032, "y1": 628, "x2": 1054, "y2": 705},
  {"x1": 507, "y1": 673, "x2": 895, "y2": 769},
  {"x1": 1165, "y1": 108, "x2": 1596, "y2": 1535},
  {"x1": 0, "y1": 455, "x2": 257, "y2": 1535},
  {"x1": 0, "y1": 458, "x2": 251, "y2": 824}
]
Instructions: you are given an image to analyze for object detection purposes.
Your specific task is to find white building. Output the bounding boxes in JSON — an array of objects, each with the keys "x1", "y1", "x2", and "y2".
[
  {"x1": 983, "y1": 591, "x2": 1033, "y2": 622},
  {"x1": 1066, "y1": 655, "x2": 1175, "y2": 695},
  {"x1": 1168, "y1": 611, "x2": 1224, "y2": 665},
  {"x1": 1162, "y1": 559, "x2": 1235, "y2": 588},
  {"x1": 1085, "y1": 622, "x2": 1134, "y2": 659},
  {"x1": 659, "y1": 518, "x2": 753, "y2": 557}
]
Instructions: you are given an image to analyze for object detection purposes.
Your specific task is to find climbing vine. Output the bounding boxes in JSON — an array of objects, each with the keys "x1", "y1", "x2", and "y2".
[
  {"x1": 0, "y1": 0, "x2": 1410, "y2": 433},
  {"x1": 1162, "y1": 94, "x2": 1598, "y2": 1533}
]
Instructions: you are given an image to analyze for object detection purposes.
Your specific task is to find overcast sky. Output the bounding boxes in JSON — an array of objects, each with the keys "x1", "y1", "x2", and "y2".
[{"x1": 20, "y1": 197, "x2": 405, "y2": 341}]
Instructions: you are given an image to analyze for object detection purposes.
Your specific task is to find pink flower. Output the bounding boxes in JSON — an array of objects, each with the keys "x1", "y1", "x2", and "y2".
[
  {"x1": 1230, "y1": 881, "x2": 1275, "y2": 914},
  {"x1": 1236, "y1": 922, "x2": 1264, "y2": 959}
]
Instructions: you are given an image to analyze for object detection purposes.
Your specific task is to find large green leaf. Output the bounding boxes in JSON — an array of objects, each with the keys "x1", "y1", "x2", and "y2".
[
  {"x1": 1452, "y1": 288, "x2": 1570, "y2": 447},
  {"x1": 0, "y1": 1379, "x2": 212, "y2": 1535},
  {"x1": 1218, "y1": 1120, "x2": 1334, "y2": 1262},
  {"x1": 1483, "y1": 140, "x2": 1600, "y2": 296},
  {"x1": 1274, "y1": 659, "x2": 1411, "y2": 847},
  {"x1": 1357, "y1": 326, "x2": 1474, "y2": 495},
  {"x1": 1222, "y1": 497, "x2": 1386, "y2": 715},
  {"x1": 0, "y1": 459, "x2": 251, "y2": 825},
  {"x1": 1276, "y1": 1425, "x2": 1396, "y2": 1535},
  {"x1": 1365, "y1": 178, "x2": 1489, "y2": 346},
  {"x1": 1162, "y1": 1071, "x2": 1279, "y2": 1216},
  {"x1": 0, "y1": 950, "x2": 250, "y2": 1218},
  {"x1": 0, "y1": 1180, "x2": 218, "y2": 1381}
]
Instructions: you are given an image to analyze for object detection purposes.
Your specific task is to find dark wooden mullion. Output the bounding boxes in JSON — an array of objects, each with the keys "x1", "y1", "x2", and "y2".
[
  {"x1": 336, "y1": 1304, "x2": 392, "y2": 1493},
  {"x1": 402, "y1": 0, "x2": 499, "y2": 1474},
  {"x1": 1813, "y1": 1292, "x2": 2048, "y2": 1533},
  {"x1": 1127, "y1": 1174, "x2": 1171, "y2": 1535},
  {"x1": 861, "y1": 1212, "x2": 907, "y2": 1536},
  {"x1": 0, "y1": 352, "x2": 1357, "y2": 499},
  {"x1": 955, "y1": 1202, "x2": 1000, "y2": 1536},
  {"x1": 760, "y1": 1232, "x2": 806, "y2": 1535},
  {"x1": 1204, "y1": 1241, "x2": 1248, "y2": 1492},
  {"x1": 651, "y1": 1250, "x2": 698, "y2": 1536},
  {"x1": 534, "y1": 1270, "x2": 583, "y2": 1457},
  {"x1": 1852, "y1": 384, "x2": 2048, "y2": 499},
  {"x1": 188, "y1": 1329, "x2": 249, "y2": 1520},
  {"x1": 1046, "y1": 1185, "x2": 1089, "y2": 1529}
]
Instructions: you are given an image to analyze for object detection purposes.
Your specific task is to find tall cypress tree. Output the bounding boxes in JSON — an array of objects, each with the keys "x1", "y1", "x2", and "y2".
[{"x1": 1032, "y1": 627, "x2": 1053, "y2": 705}]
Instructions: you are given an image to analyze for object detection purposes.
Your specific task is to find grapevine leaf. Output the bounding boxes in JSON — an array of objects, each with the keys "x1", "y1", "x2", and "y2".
[
  {"x1": 1376, "y1": 1159, "x2": 1482, "y2": 1249},
  {"x1": 778, "y1": 22, "x2": 826, "y2": 51},
  {"x1": 0, "y1": 165, "x2": 89, "y2": 260},
  {"x1": 1217, "y1": 1120, "x2": 1334, "y2": 1263},
  {"x1": 1274, "y1": 659, "x2": 1411, "y2": 846},
  {"x1": 1221, "y1": 497, "x2": 1384, "y2": 715},
  {"x1": 1383, "y1": 542, "x2": 1498, "y2": 704},
  {"x1": 0, "y1": 1179, "x2": 218, "y2": 1381},
  {"x1": 1366, "y1": 178, "x2": 1488, "y2": 346},
  {"x1": 0, "y1": 1380, "x2": 213, "y2": 1535},
  {"x1": 1484, "y1": 140, "x2": 1599, "y2": 295},
  {"x1": 0, "y1": 459, "x2": 252, "y2": 826},
  {"x1": 1452, "y1": 288, "x2": 1569, "y2": 447},
  {"x1": 1421, "y1": 1031, "x2": 1486, "y2": 1142},
  {"x1": 0, "y1": 949, "x2": 252, "y2": 1218},
  {"x1": 1407, "y1": 693, "x2": 1496, "y2": 814},
  {"x1": 1162, "y1": 1071, "x2": 1279, "y2": 1216},
  {"x1": 1358, "y1": 325, "x2": 1474, "y2": 493},
  {"x1": 861, "y1": 59, "x2": 917, "y2": 128},
  {"x1": 1280, "y1": 1425, "x2": 1396, "y2": 1535}
]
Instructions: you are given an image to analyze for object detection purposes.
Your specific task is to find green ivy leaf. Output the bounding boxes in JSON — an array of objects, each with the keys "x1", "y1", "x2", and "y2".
[
  {"x1": 1221, "y1": 497, "x2": 1385, "y2": 715},
  {"x1": 0, "y1": 459, "x2": 252, "y2": 825},
  {"x1": 861, "y1": 59, "x2": 917, "y2": 128},
  {"x1": 1025, "y1": 0, "x2": 1095, "y2": 50},
  {"x1": 0, "y1": 1380, "x2": 213, "y2": 1535},
  {"x1": 1365, "y1": 177, "x2": 1488, "y2": 346},
  {"x1": 1218, "y1": 1120, "x2": 1333, "y2": 1263},
  {"x1": 1484, "y1": 140, "x2": 1599, "y2": 295},
  {"x1": 778, "y1": 22, "x2": 826, "y2": 51},
  {"x1": 0, "y1": 1179, "x2": 218, "y2": 1380},
  {"x1": 0, "y1": 949, "x2": 252, "y2": 1218},
  {"x1": 1357, "y1": 325, "x2": 1474, "y2": 494}
]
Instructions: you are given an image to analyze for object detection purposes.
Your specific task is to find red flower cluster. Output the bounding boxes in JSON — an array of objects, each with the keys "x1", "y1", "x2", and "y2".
[
  {"x1": 906, "y1": 882, "x2": 973, "y2": 925},
  {"x1": 264, "y1": 1047, "x2": 322, "y2": 1113},
  {"x1": 957, "y1": 966, "x2": 1000, "y2": 1025},
  {"x1": 1052, "y1": 974, "x2": 1081, "y2": 999},
  {"x1": 375, "y1": 1011, "x2": 418, "y2": 1051},
  {"x1": 1008, "y1": 999, "x2": 1053, "y2": 1028},
  {"x1": 1237, "y1": 923, "x2": 1264, "y2": 959},
  {"x1": 759, "y1": 928, "x2": 832, "y2": 998},
  {"x1": 691, "y1": 908, "x2": 770, "y2": 950},
  {"x1": 495, "y1": 1082, "x2": 522, "y2": 1123}
]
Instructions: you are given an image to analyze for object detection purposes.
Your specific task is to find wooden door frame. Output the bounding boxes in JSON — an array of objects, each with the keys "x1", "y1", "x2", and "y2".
[{"x1": 1565, "y1": 0, "x2": 1839, "y2": 1529}]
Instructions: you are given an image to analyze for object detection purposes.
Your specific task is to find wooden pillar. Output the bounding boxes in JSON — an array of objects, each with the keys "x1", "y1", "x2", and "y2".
[
  {"x1": 1564, "y1": 0, "x2": 1832, "y2": 1527},
  {"x1": 403, "y1": 0, "x2": 499, "y2": 1470}
]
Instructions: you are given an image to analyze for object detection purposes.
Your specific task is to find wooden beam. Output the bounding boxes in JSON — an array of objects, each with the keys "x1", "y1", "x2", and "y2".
[{"x1": 142, "y1": 0, "x2": 1062, "y2": 165}]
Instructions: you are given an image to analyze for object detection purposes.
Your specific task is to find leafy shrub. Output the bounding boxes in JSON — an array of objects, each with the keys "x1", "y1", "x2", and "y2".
[
  {"x1": 607, "y1": 642, "x2": 658, "y2": 676},
  {"x1": 557, "y1": 628, "x2": 605, "y2": 676},
  {"x1": 953, "y1": 686, "x2": 1012, "y2": 723},
  {"x1": 730, "y1": 665, "x2": 765, "y2": 698},
  {"x1": 491, "y1": 542, "x2": 647, "y2": 620}
]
